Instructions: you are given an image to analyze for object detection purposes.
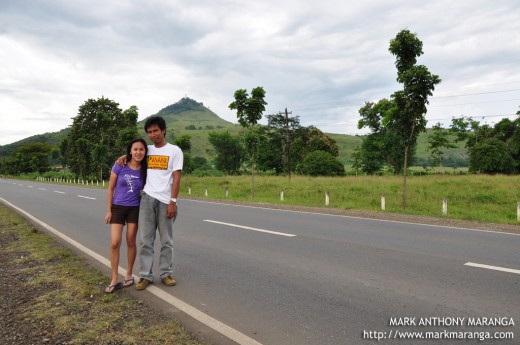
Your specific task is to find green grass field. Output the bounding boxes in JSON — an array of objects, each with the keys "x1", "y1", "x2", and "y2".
[{"x1": 181, "y1": 174, "x2": 520, "y2": 225}]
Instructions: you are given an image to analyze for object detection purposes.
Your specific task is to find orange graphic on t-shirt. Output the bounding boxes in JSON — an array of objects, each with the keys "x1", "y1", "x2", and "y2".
[{"x1": 147, "y1": 155, "x2": 169, "y2": 170}]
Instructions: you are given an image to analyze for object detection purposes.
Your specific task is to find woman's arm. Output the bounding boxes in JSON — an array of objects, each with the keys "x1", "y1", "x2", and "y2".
[{"x1": 105, "y1": 171, "x2": 118, "y2": 224}]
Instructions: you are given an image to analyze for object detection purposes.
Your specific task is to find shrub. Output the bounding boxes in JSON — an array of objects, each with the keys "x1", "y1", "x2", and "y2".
[{"x1": 298, "y1": 150, "x2": 346, "y2": 176}]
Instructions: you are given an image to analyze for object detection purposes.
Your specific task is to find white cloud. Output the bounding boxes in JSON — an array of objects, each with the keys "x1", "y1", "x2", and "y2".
[{"x1": 0, "y1": 0, "x2": 519, "y2": 145}]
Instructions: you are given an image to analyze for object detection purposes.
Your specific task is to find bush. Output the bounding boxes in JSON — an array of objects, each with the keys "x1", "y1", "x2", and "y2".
[{"x1": 298, "y1": 150, "x2": 346, "y2": 176}]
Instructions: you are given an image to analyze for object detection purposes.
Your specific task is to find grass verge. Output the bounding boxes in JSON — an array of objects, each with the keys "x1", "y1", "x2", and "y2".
[
  {"x1": 0, "y1": 203, "x2": 205, "y2": 345},
  {"x1": 181, "y1": 174, "x2": 520, "y2": 224}
]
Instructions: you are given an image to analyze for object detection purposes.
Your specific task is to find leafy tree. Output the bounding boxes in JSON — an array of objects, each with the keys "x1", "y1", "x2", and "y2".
[
  {"x1": 358, "y1": 99, "x2": 412, "y2": 174},
  {"x1": 247, "y1": 112, "x2": 304, "y2": 175},
  {"x1": 62, "y1": 97, "x2": 139, "y2": 180},
  {"x1": 208, "y1": 131, "x2": 244, "y2": 174},
  {"x1": 469, "y1": 138, "x2": 515, "y2": 174},
  {"x1": 175, "y1": 135, "x2": 192, "y2": 152},
  {"x1": 175, "y1": 135, "x2": 192, "y2": 173},
  {"x1": 11, "y1": 143, "x2": 55, "y2": 174},
  {"x1": 229, "y1": 87, "x2": 267, "y2": 198},
  {"x1": 351, "y1": 146, "x2": 362, "y2": 175},
  {"x1": 254, "y1": 125, "x2": 285, "y2": 174},
  {"x1": 357, "y1": 132, "x2": 386, "y2": 174},
  {"x1": 450, "y1": 113, "x2": 520, "y2": 173},
  {"x1": 289, "y1": 126, "x2": 340, "y2": 167},
  {"x1": 192, "y1": 156, "x2": 210, "y2": 171},
  {"x1": 298, "y1": 150, "x2": 345, "y2": 176},
  {"x1": 229, "y1": 87, "x2": 267, "y2": 127},
  {"x1": 382, "y1": 30, "x2": 441, "y2": 207},
  {"x1": 427, "y1": 123, "x2": 456, "y2": 167},
  {"x1": 450, "y1": 116, "x2": 492, "y2": 147},
  {"x1": 114, "y1": 106, "x2": 140, "y2": 150}
]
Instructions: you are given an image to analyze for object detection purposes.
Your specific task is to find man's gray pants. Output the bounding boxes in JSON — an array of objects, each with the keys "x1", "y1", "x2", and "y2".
[{"x1": 138, "y1": 193, "x2": 176, "y2": 281}]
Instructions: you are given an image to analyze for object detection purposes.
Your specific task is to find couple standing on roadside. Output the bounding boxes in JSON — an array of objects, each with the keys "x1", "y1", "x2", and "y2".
[{"x1": 104, "y1": 116, "x2": 183, "y2": 293}]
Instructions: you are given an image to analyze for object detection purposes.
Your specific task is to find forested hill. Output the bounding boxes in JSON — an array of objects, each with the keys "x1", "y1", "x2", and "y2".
[
  {"x1": 0, "y1": 128, "x2": 70, "y2": 158},
  {"x1": 0, "y1": 97, "x2": 236, "y2": 159},
  {"x1": 0, "y1": 97, "x2": 467, "y2": 166}
]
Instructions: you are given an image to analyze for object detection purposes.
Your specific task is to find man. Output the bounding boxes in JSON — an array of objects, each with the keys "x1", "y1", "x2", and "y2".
[{"x1": 133, "y1": 115, "x2": 183, "y2": 290}]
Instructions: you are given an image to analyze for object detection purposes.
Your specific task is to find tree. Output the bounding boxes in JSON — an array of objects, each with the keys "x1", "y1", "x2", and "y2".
[
  {"x1": 114, "y1": 106, "x2": 140, "y2": 151},
  {"x1": 388, "y1": 29, "x2": 441, "y2": 208},
  {"x1": 174, "y1": 135, "x2": 192, "y2": 152},
  {"x1": 229, "y1": 87, "x2": 267, "y2": 127},
  {"x1": 469, "y1": 138, "x2": 515, "y2": 174},
  {"x1": 254, "y1": 125, "x2": 285, "y2": 174},
  {"x1": 265, "y1": 112, "x2": 302, "y2": 175},
  {"x1": 299, "y1": 150, "x2": 345, "y2": 176},
  {"x1": 62, "y1": 97, "x2": 139, "y2": 180},
  {"x1": 208, "y1": 131, "x2": 244, "y2": 174},
  {"x1": 175, "y1": 135, "x2": 192, "y2": 173},
  {"x1": 229, "y1": 87, "x2": 267, "y2": 198},
  {"x1": 192, "y1": 156, "x2": 210, "y2": 171},
  {"x1": 351, "y1": 146, "x2": 362, "y2": 175},
  {"x1": 290, "y1": 126, "x2": 340, "y2": 167},
  {"x1": 427, "y1": 123, "x2": 456, "y2": 167},
  {"x1": 450, "y1": 114, "x2": 520, "y2": 174},
  {"x1": 12, "y1": 143, "x2": 55, "y2": 174},
  {"x1": 358, "y1": 99, "x2": 411, "y2": 174}
]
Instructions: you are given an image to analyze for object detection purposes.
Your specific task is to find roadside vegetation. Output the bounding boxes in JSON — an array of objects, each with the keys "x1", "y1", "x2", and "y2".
[
  {"x1": 9, "y1": 172, "x2": 519, "y2": 225},
  {"x1": 1, "y1": 28, "x2": 519, "y2": 228},
  {"x1": 0, "y1": 204, "x2": 204, "y2": 345},
  {"x1": 181, "y1": 174, "x2": 520, "y2": 225}
]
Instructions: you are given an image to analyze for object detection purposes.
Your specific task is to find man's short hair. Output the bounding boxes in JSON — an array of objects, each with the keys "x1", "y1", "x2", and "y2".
[{"x1": 144, "y1": 116, "x2": 167, "y2": 132}]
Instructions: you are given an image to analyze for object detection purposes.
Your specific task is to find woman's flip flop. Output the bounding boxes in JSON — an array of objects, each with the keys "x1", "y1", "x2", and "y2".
[
  {"x1": 104, "y1": 282, "x2": 122, "y2": 293},
  {"x1": 123, "y1": 277, "x2": 135, "y2": 287}
]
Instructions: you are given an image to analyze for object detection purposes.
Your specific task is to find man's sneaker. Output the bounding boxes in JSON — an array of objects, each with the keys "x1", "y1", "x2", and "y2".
[
  {"x1": 135, "y1": 278, "x2": 152, "y2": 290},
  {"x1": 161, "y1": 276, "x2": 176, "y2": 286}
]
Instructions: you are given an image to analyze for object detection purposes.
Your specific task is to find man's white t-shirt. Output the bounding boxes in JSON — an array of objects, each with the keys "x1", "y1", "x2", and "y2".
[{"x1": 143, "y1": 143, "x2": 183, "y2": 204}]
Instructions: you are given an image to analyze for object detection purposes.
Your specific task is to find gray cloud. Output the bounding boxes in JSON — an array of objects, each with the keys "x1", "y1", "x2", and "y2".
[{"x1": 0, "y1": 0, "x2": 519, "y2": 145}]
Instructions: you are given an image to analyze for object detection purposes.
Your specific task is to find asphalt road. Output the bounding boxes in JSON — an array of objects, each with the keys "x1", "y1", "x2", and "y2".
[{"x1": 1, "y1": 178, "x2": 519, "y2": 345}]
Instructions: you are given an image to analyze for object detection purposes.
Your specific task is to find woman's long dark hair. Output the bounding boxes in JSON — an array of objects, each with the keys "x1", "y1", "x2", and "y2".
[{"x1": 126, "y1": 138, "x2": 148, "y2": 186}]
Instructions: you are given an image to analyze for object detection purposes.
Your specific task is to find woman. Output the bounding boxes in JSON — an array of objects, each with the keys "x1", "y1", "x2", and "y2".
[{"x1": 104, "y1": 138, "x2": 148, "y2": 293}]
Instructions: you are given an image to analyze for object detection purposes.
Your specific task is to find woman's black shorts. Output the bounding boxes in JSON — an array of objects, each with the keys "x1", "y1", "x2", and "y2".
[{"x1": 110, "y1": 204, "x2": 140, "y2": 225}]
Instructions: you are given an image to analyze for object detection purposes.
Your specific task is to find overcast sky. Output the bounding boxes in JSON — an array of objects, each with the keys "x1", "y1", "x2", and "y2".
[{"x1": 1, "y1": 0, "x2": 519, "y2": 146}]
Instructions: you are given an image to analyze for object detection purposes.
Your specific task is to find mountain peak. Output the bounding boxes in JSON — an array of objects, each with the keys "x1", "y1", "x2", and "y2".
[{"x1": 157, "y1": 97, "x2": 205, "y2": 115}]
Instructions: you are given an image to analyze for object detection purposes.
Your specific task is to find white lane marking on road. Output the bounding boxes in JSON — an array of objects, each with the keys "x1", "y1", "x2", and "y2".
[
  {"x1": 189, "y1": 199, "x2": 520, "y2": 236},
  {"x1": 38, "y1": 188, "x2": 47, "y2": 191},
  {"x1": 465, "y1": 262, "x2": 520, "y2": 275},
  {"x1": 204, "y1": 220, "x2": 296, "y2": 237},
  {"x1": 0, "y1": 197, "x2": 263, "y2": 345},
  {"x1": 77, "y1": 195, "x2": 96, "y2": 200},
  {"x1": 53, "y1": 191, "x2": 66, "y2": 194}
]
